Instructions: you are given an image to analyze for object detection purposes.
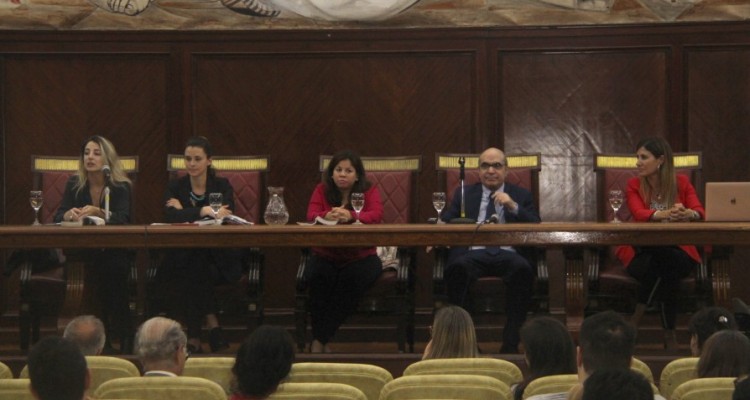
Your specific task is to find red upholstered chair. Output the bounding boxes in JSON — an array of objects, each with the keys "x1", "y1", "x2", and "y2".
[
  {"x1": 155, "y1": 154, "x2": 269, "y2": 328},
  {"x1": 432, "y1": 153, "x2": 548, "y2": 315},
  {"x1": 583, "y1": 152, "x2": 711, "y2": 315},
  {"x1": 295, "y1": 155, "x2": 421, "y2": 353},
  {"x1": 16, "y1": 155, "x2": 138, "y2": 351}
]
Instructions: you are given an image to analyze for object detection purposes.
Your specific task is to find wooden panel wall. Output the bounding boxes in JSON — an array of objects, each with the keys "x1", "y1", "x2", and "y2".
[{"x1": 1, "y1": 24, "x2": 749, "y2": 314}]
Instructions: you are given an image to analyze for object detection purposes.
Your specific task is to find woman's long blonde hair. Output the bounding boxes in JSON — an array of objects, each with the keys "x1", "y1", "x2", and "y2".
[
  {"x1": 74, "y1": 135, "x2": 131, "y2": 195},
  {"x1": 636, "y1": 136, "x2": 676, "y2": 206},
  {"x1": 423, "y1": 305, "x2": 478, "y2": 360}
]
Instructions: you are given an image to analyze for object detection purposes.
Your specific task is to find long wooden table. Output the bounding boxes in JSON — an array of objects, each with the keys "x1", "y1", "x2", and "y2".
[
  {"x1": 2, "y1": 221, "x2": 749, "y2": 248},
  {"x1": 2, "y1": 222, "x2": 749, "y2": 332}
]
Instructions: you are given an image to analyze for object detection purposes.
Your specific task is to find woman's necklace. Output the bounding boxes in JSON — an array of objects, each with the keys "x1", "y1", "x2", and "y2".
[{"x1": 189, "y1": 191, "x2": 205, "y2": 207}]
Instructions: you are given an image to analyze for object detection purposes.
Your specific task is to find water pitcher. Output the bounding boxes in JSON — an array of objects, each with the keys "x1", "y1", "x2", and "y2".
[{"x1": 264, "y1": 186, "x2": 289, "y2": 225}]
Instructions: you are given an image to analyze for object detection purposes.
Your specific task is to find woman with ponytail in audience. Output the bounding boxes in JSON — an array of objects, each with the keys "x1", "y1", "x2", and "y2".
[{"x1": 231, "y1": 326, "x2": 295, "y2": 400}]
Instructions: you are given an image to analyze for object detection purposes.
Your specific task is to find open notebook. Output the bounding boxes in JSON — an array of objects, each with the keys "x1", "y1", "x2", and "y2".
[{"x1": 705, "y1": 182, "x2": 750, "y2": 222}]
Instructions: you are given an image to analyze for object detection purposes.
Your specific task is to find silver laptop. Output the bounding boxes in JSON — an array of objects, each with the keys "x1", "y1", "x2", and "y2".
[{"x1": 705, "y1": 182, "x2": 750, "y2": 222}]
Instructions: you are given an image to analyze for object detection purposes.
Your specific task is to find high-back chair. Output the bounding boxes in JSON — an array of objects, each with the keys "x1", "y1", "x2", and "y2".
[
  {"x1": 403, "y1": 358, "x2": 523, "y2": 388},
  {"x1": 153, "y1": 154, "x2": 269, "y2": 328},
  {"x1": 671, "y1": 377, "x2": 736, "y2": 400},
  {"x1": 521, "y1": 374, "x2": 578, "y2": 399},
  {"x1": 94, "y1": 376, "x2": 226, "y2": 400},
  {"x1": 295, "y1": 155, "x2": 421, "y2": 352},
  {"x1": 288, "y1": 362, "x2": 393, "y2": 400},
  {"x1": 582, "y1": 152, "x2": 710, "y2": 316},
  {"x1": 0, "y1": 379, "x2": 34, "y2": 400},
  {"x1": 432, "y1": 153, "x2": 548, "y2": 315},
  {"x1": 16, "y1": 155, "x2": 139, "y2": 351},
  {"x1": 182, "y1": 357, "x2": 235, "y2": 395},
  {"x1": 379, "y1": 374, "x2": 512, "y2": 400},
  {"x1": 660, "y1": 357, "x2": 699, "y2": 400},
  {"x1": 270, "y1": 382, "x2": 368, "y2": 400}
]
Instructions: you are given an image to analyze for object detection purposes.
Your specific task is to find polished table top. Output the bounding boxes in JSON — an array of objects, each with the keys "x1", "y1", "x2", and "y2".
[{"x1": 1, "y1": 222, "x2": 749, "y2": 248}]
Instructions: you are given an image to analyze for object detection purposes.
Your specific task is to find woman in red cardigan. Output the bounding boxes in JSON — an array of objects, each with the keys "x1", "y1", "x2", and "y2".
[
  {"x1": 615, "y1": 137, "x2": 704, "y2": 350},
  {"x1": 305, "y1": 150, "x2": 384, "y2": 353}
]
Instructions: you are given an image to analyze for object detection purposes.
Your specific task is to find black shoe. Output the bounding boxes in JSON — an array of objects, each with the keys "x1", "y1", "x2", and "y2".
[
  {"x1": 499, "y1": 344, "x2": 519, "y2": 354},
  {"x1": 209, "y1": 327, "x2": 230, "y2": 353}
]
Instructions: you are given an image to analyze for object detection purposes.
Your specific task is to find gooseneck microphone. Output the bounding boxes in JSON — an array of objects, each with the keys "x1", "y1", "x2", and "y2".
[
  {"x1": 102, "y1": 165, "x2": 112, "y2": 182},
  {"x1": 449, "y1": 156, "x2": 476, "y2": 224},
  {"x1": 102, "y1": 165, "x2": 111, "y2": 223},
  {"x1": 485, "y1": 213, "x2": 500, "y2": 224}
]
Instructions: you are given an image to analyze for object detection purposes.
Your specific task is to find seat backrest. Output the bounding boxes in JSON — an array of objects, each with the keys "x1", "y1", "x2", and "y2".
[
  {"x1": 288, "y1": 362, "x2": 393, "y2": 400},
  {"x1": 436, "y1": 153, "x2": 541, "y2": 212},
  {"x1": 521, "y1": 374, "x2": 578, "y2": 399},
  {"x1": 403, "y1": 358, "x2": 523, "y2": 388},
  {"x1": 593, "y1": 152, "x2": 702, "y2": 222},
  {"x1": 269, "y1": 382, "x2": 367, "y2": 400},
  {"x1": 319, "y1": 155, "x2": 421, "y2": 224},
  {"x1": 32, "y1": 155, "x2": 139, "y2": 224},
  {"x1": 182, "y1": 357, "x2": 235, "y2": 395},
  {"x1": 84, "y1": 356, "x2": 141, "y2": 394},
  {"x1": 631, "y1": 357, "x2": 655, "y2": 384},
  {"x1": 671, "y1": 377, "x2": 735, "y2": 400},
  {"x1": 93, "y1": 376, "x2": 226, "y2": 400},
  {"x1": 0, "y1": 379, "x2": 34, "y2": 400},
  {"x1": 380, "y1": 374, "x2": 511, "y2": 400},
  {"x1": 0, "y1": 362, "x2": 11, "y2": 379},
  {"x1": 167, "y1": 154, "x2": 269, "y2": 223},
  {"x1": 660, "y1": 357, "x2": 699, "y2": 400}
]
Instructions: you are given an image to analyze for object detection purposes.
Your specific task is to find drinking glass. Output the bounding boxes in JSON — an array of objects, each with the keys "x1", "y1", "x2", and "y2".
[
  {"x1": 432, "y1": 192, "x2": 446, "y2": 222},
  {"x1": 30, "y1": 190, "x2": 43, "y2": 226},
  {"x1": 608, "y1": 189, "x2": 624, "y2": 223},
  {"x1": 209, "y1": 193, "x2": 223, "y2": 218},
  {"x1": 351, "y1": 192, "x2": 365, "y2": 224}
]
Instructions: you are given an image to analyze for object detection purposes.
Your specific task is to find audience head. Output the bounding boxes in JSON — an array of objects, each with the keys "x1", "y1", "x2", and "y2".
[
  {"x1": 63, "y1": 315, "x2": 106, "y2": 356},
  {"x1": 322, "y1": 149, "x2": 371, "y2": 206},
  {"x1": 477, "y1": 147, "x2": 508, "y2": 191},
  {"x1": 232, "y1": 325, "x2": 295, "y2": 398},
  {"x1": 582, "y1": 368, "x2": 652, "y2": 400},
  {"x1": 28, "y1": 337, "x2": 89, "y2": 400},
  {"x1": 578, "y1": 311, "x2": 636, "y2": 377},
  {"x1": 688, "y1": 307, "x2": 738, "y2": 356},
  {"x1": 184, "y1": 136, "x2": 215, "y2": 178},
  {"x1": 135, "y1": 317, "x2": 188, "y2": 375},
  {"x1": 521, "y1": 316, "x2": 576, "y2": 380},
  {"x1": 697, "y1": 329, "x2": 750, "y2": 378},
  {"x1": 423, "y1": 305, "x2": 478, "y2": 360},
  {"x1": 76, "y1": 135, "x2": 130, "y2": 191}
]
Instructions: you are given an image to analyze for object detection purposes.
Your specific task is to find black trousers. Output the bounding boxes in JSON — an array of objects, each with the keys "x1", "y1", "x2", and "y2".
[
  {"x1": 157, "y1": 248, "x2": 243, "y2": 339},
  {"x1": 306, "y1": 254, "x2": 382, "y2": 344},
  {"x1": 445, "y1": 248, "x2": 533, "y2": 348},
  {"x1": 87, "y1": 249, "x2": 133, "y2": 341},
  {"x1": 627, "y1": 246, "x2": 697, "y2": 329}
]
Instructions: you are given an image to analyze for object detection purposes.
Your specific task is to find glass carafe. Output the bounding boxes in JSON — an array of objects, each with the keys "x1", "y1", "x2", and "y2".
[{"x1": 263, "y1": 186, "x2": 289, "y2": 225}]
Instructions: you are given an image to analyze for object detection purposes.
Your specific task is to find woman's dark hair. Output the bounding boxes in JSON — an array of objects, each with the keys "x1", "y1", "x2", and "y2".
[
  {"x1": 322, "y1": 150, "x2": 371, "y2": 207},
  {"x1": 184, "y1": 136, "x2": 215, "y2": 177},
  {"x1": 232, "y1": 325, "x2": 295, "y2": 398},
  {"x1": 689, "y1": 307, "x2": 738, "y2": 352},
  {"x1": 515, "y1": 316, "x2": 577, "y2": 400},
  {"x1": 698, "y1": 330, "x2": 750, "y2": 378}
]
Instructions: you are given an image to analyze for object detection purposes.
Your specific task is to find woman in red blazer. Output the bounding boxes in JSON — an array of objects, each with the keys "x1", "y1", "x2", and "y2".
[{"x1": 615, "y1": 137, "x2": 704, "y2": 351}]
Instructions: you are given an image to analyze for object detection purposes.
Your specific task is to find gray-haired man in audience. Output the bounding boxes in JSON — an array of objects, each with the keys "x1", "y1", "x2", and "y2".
[
  {"x1": 135, "y1": 316, "x2": 189, "y2": 377},
  {"x1": 63, "y1": 315, "x2": 106, "y2": 356}
]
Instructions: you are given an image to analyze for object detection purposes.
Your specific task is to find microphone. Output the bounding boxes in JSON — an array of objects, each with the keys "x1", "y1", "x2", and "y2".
[
  {"x1": 484, "y1": 213, "x2": 499, "y2": 224},
  {"x1": 458, "y1": 156, "x2": 465, "y2": 180},
  {"x1": 102, "y1": 165, "x2": 112, "y2": 182},
  {"x1": 449, "y1": 156, "x2": 474, "y2": 224}
]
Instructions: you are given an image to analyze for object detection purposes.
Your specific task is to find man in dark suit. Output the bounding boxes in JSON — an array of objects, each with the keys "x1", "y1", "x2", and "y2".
[{"x1": 441, "y1": 147, "x2": 541, "y2": 353}]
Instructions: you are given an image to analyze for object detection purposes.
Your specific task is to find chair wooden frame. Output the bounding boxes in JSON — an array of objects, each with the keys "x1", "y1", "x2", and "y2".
[
  {"x1": 580, "y1": 152, "x2": 714, "y2": 316},
  {"x1": 432, "y1": 153, "x2": 549, "y2": 314},
  {"x1": 295, "y1": 155, "x2": 421, "y2": 353},
  {"x1": 17, "y1": 155, "x2": 139, "y2": 351},
  {"x1": 155, "y1": 154, "x2": 270, "y2": 330}
]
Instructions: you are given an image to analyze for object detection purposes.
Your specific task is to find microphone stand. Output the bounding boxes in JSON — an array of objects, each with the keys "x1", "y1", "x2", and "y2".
[
  {"x1": 450, "y1": 156, "x2": 476, "y2": 224},
  {"x1": 104, "y1": 186, "x2": 110, "y2": 224}
]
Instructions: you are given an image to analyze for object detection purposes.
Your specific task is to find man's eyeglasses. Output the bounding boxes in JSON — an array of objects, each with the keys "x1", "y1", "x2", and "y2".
[{"x1": 480, "y1": 162, "x2": 504, "y2": 170}]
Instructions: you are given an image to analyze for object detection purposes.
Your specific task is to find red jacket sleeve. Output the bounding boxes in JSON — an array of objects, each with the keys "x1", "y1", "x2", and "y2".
[
  {"x1": 677, "y1": 174, "x2": 705, "y2": 218},
  {"x1": 306, "y1": 183, "x2": 331, "y2": 221},
  {"x1": 625, "y1": 177, "x2": 655, "y2": 222},
  {"x1": 356, "y1": 186, "x2": 383, "y2": 225}
]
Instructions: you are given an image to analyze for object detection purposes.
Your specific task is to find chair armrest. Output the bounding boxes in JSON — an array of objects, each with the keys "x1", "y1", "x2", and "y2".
[
  {"x1": 296, "y1": 248, "x2": 312, "y2": 292},
  {"x1": 395, "y1": 247, "x2": 414, "y2": 291},
  {"x1": 244, "y1": 247, "x2": 264, "y2": 296}
]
